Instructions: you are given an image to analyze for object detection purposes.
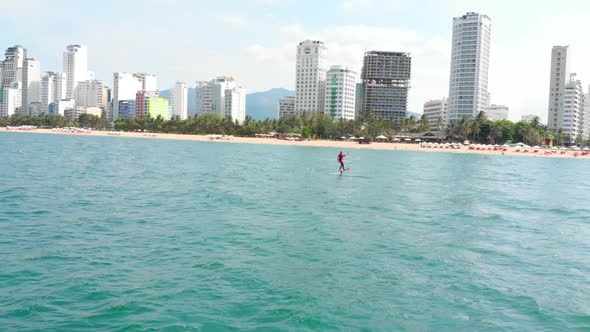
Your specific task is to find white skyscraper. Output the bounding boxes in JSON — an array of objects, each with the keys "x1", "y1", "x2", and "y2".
[
  {"x1": 1, "y1": 45, "x2": 26, "y2": 88},
  {"x1": 324, "y1": 65, "x2": 356, "y2": 120},
  {"x1": 547, "y1": 46, "x2": 571, "y2": 133},
  {"x1": 194, "y1": 76, "x2": 246, "y2": 122},
  {"x1": 63, "y1": 44, "x2": 89, "y2": 99},
  {"x1": 224, "y1": 86, "x2": 246, "y2": 124},
  {"x1": 448, "y1": 12, "x2": 492, "y2": 124},
  {"x1": 41, "y1": 72, "x2": 67, "y2": 112},
  {"x1": 278, "y1": 96, "x2": 296, "y2": 119},
  {"x1": 75, "y1": 80, "x2": 107, "y2": 108},
  {"x1": 562, "y1": 74, "x2": 584, "y2": 140},
  {"x1": 295, "y1": 40, "x2": 328, "y2": 116},
  {"x1": 112, "y1": 72, "x2": 142, "y2": 120},
  {"x1": 135, "y1": 73, "x2": 157, "y2": 91},
  {"x1": 172, "y1": 82, "x2": 188, "y2": 119},
  {"x1": 423, "y1": 98, "x2": 448, "y2": 130},
  {"x1": 195, "y1": 80, "x2": 214, "y2": 116},
  {"x1": 21, "y1": 58, "x2": 41, "y2": 115},
  {"x1": 211, "y1": 77, "x2": 235, "y2": 115}
]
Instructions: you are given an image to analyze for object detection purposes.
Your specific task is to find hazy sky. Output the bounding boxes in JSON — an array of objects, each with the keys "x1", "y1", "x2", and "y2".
[{"x1": 1, "y1": 0, "x2": 589, "y2": 121}]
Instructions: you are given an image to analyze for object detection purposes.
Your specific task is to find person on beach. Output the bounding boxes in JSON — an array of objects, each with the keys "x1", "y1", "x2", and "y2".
[{"x1": 337, "y1": 151, "x2": 347, "y2": 173}]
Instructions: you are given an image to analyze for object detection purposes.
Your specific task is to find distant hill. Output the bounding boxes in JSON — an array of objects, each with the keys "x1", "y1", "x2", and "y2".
[
  {"x1": 246, "y1": 88, "x2": 294, "y2": 120},
  {"x1": 159, "y1": 87, "x2": 294, "y2": 120}
]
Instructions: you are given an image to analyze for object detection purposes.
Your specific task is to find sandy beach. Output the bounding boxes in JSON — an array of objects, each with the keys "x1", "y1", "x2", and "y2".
[{"x1": 3, "y1": 127, "x2": 588, "y2": 160}]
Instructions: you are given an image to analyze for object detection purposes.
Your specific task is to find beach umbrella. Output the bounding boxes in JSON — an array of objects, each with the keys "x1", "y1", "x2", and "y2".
[
  {"x1": 376, "y1": 135, "x2": 387, "y2": 140},
  {"x1": 572, "y1": 146, "x2": 581, "y2": 151},
  {"x1": 583, "y1": 147, "x2": 590, "y2": 151},
  {"x1": 359, "y1": 136, "x2": 365, "y2": 140},
  {"x1": 463, "y1": 140, "x2": 470, "y2": 144},
  {"x1": 415, "y1": 139, "x2": 421, "y2": 142},
  {"x1": 404, "y1": 138, "x2": 411, "y2": 142}
]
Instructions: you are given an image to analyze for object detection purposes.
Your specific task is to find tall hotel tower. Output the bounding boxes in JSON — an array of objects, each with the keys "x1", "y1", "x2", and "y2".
[
  {"x1": 447, "y1": 12, "x2": 492, "y2": 124},
  {"x1": 295, "y1": 40, "x2": 328, "y2": 116},
  {"x1": 547, "y1": 46, "x2": 570, "y2": 133}
]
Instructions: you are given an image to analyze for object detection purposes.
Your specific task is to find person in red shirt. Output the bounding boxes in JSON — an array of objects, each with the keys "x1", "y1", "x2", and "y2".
[{"x1": 337, "y1": 151, "x2": 347, "y2": 173}]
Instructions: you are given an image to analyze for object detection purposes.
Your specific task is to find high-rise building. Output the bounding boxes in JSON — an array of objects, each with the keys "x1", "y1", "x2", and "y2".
[
  {"x1": 423, "y1": 98, "x2": 448, "y2": 130},
  {"x1": 195, "y1": 76, "x2": 246, "y2": 122},
  {"x1": 278, "y1": 96, "x2": 296, "y2": 119},
  {"x1": 561, "y1": 74, "x2": 584, "y2": 141},
  {"x1": 135, "y1": 73, "x2": 157, "y2": 91},
  {"x1": 324, "y1": 65, "x2": 356, "y2": 120},
  {"x1": 0, "y1": 83, "x2": 22, "y2": 117},
  {"x1": 63, "y1": 44, "x2": 89, "y2": 99},
  {"x1": 295, "y1": 40, "x2": 328, "y2": 116},
  {"x1": 486, "y1": 104, "x2": 509, "y2": 121},
  {"x1": 355, "y1": 83, "x2": 364, "y2": 118},
  {"x1": 448, "y1": 12, "x2": 492, "y2": 124},
  {"x1": 172, "y1": 82, "x2": 188, "y2": 119},
  {"x1": 75, "y1": 80, "x2": 107, "y2": 108},
  {"x1": 224, "y1": 86, "x2": 246, "y2": 124},
  {"x1": 112, "y1": 72, "x2": 143, "y2": 120},
  {"x1": 21, "y1": 58, "x2": 41, "y2": 115},
  {"x1": 1, "y1": 45, "x2": 26, "y2": 88},
  {"x1": 195, "y1": 80, "x2": 213, "y2": 116},
  {"x1": 361, "y1": 51, "x2": 412, "y2": 121},
  {"x1": 41, "y1": 72, "x2": 67, "y2": 113},
  {"x1": 547, "y1": 46, "x2": 571, "y2": 133}
]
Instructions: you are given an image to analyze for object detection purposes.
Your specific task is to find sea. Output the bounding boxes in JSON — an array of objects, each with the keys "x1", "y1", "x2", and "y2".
[{"x1": 1, "y1": 132, "x2": 589, "y2": 331}]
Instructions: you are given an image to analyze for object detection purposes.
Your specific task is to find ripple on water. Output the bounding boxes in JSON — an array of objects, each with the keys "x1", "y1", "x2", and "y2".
[{"x1": 1, "y1": 132, "x2": 590, "y2": 330}]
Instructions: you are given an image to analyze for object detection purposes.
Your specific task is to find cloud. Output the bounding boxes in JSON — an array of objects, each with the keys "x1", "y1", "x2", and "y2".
[
  {"x1": 236, "y1": 24, "x2": 449, "y2": 114},
  {"x1": 341, "y1": 0, "x2": 408, "y2": 12},
  {"x1": 215, "y1": 12, "x2": 249, "y2": 27},
  {"x1": 255, "y1": 0, "x2": 294, "y2": 4}
]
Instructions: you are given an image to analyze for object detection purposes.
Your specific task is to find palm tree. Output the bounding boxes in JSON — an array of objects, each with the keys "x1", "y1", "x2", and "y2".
[
  {"x1": 418, "y1": 114, "x2": 430, "y2": 132},
  {"x1": 489, "y1": 125, "x2": 503, "y2": 144}
]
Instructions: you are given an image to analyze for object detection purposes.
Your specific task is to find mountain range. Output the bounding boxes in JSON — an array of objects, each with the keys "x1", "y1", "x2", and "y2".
[{"x1": 159, "y1": 87, "x2": 295, "y2": 120}]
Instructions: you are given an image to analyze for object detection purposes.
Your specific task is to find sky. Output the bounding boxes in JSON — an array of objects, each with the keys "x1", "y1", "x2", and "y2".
[{"x1": 1, "y1": 0, "x2": 590, "y2": 121}]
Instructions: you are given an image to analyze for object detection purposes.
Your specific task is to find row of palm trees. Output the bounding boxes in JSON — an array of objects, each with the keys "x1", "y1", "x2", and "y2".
[
  {"x1": 445, "y1": 112, "x2": 575, "y2": 146},
  {"x1": 2, "y1": 112, "x2": 581, "y2": 146}
]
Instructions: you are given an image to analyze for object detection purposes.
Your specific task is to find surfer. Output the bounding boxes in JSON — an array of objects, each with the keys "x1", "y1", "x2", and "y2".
[{"x1": 337, "y1": 151, "x2": 347, "y2": 174}]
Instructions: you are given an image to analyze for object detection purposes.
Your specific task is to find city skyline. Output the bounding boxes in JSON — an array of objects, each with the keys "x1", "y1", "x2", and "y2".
[{"x1": 1, "y1": 0, "x2": 590, "y2": 122}]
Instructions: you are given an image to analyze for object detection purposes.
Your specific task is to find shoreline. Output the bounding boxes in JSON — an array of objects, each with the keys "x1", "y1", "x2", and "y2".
[{"x1": 3, "y1": 127, "x2": 587, "y2": 160}]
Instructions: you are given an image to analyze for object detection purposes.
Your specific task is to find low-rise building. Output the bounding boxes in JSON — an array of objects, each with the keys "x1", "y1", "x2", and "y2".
[
  {"x1": 48, "y1": 98, "x2": 75, "y2": 116},
  {"x1": 486, "y1": 104, "x2": 509, "y2": 121},
  {"x1": 0, "y1": 82, "x2": 22, "y2": 117},
  {"x1": 423, "y1": 98, "x2": 448, "y2": 130},
  {"x1": 278, "y1": 96, "x2": 295, "y2": 119},
  {"x1": 118, "y1": 100, "x2": 136, "y2": 119}
]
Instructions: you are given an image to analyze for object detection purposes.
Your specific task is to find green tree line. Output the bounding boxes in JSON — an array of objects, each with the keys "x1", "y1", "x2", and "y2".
[{"x1": 2, "y1": 111, "x2": 585, "y2": 146}]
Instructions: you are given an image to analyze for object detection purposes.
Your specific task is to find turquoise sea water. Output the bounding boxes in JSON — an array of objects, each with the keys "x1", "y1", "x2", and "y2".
[{"x1": 1, "y1": 132, "x2": 589, "y2": 331}]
